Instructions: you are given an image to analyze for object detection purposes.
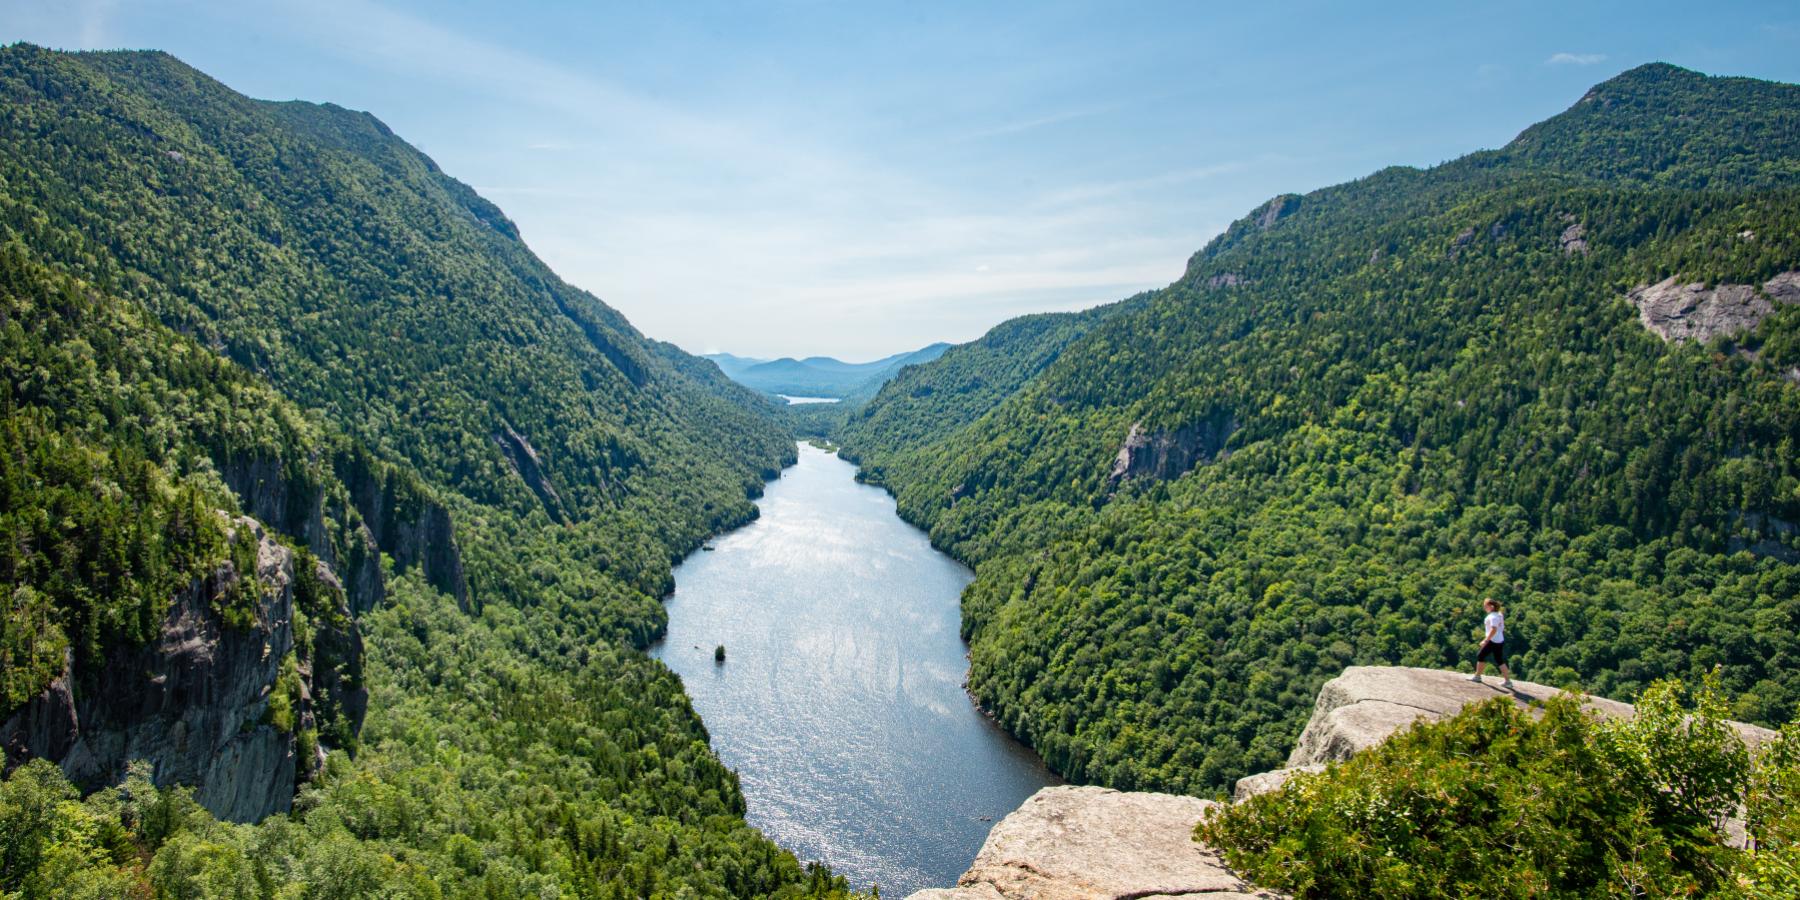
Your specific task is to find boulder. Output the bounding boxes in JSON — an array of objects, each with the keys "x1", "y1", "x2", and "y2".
[{"x1": 1232, "y1": 764, "x2": 1323, "y2": 803}]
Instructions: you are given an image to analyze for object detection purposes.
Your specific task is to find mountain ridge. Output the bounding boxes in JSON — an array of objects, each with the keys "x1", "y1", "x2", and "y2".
[
  {"x1": 707, "y1": 342, "x2": 953, "y2": 398},
  {"x1": 837, "y1": 61, "x2": 1800, "y2": 797},
  {"x1": 0, "y1": 43, "x2": 851, "y2": 897}
]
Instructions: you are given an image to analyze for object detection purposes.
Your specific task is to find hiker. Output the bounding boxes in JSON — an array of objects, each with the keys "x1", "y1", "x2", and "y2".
[{"x1": 1469, "y1": 598, "x2": 1513, "y2": 688}]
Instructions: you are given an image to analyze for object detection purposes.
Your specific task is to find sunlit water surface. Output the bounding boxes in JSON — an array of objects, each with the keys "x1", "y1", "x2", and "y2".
[{"x1": 651, "y1": 444, "x2": 1056, "y2": 895}]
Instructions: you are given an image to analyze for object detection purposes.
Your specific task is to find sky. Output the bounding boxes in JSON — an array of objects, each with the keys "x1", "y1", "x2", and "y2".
[{"x1": 6, "y1": 2, "x2": 1800, "y2": 360}]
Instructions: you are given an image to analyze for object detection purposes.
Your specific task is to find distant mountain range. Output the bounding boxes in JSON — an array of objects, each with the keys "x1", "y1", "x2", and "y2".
[{"x1": 706, "y1": 343, "x2": 953, "y2": 399}]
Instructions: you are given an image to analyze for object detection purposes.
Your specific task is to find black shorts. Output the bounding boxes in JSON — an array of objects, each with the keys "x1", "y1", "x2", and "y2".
[{"x1": 1478, "y1": 641, "x2": 1507, "y2": 665}]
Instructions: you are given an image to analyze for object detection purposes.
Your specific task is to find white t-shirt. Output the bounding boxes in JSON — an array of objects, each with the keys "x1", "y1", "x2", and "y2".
[{"x1": 1484, "y1": 611, "x2": 1505, "y2": 643}]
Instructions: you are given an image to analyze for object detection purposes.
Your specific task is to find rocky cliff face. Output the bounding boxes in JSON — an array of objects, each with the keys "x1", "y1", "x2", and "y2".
[
  {"x1": 1109, "y1": 414, "x2": 1237, "y2": 484},
  {"x1": 1, "y1": 518, "x2": 323, "y2": 822},
  {"x1": 910, "y1": 666, "x2": 1775, "y2": 900},
  {"x1": 335, "y1": 448, "x2": 468, "y2": 608},
  {"x1": 1627, "y1": 271, "x2": 1800, "y2": 344},
  {"x1": 2, "y1": 441, "x2": 466, "y2": 824}
]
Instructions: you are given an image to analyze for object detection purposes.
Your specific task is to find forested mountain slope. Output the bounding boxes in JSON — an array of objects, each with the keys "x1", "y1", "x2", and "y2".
[
  {"x1": 839, "y1": 63, "x2": 1800, "y2": 795},
  {"x1": 0, "y1": 44, "x2": 848, "y2": 897}
]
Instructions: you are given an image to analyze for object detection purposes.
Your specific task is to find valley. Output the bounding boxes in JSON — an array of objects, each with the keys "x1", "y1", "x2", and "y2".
[
  {"x1": 653, "y1": 445, "x2": 1053, "y2": 896},
  {"x1": 1, "y1": 30, "x2": 1799, "y2": 900}
]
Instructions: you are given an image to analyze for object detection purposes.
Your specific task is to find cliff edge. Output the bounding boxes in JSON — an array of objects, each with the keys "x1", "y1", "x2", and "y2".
[{"x1": 910, "y1": 666, "x2": 1775, "y2": 900}]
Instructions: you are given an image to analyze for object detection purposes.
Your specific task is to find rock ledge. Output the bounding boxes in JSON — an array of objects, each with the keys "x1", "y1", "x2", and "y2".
[{"x1": 910, "y1": 666, "x2": 1777, "y2": 899}]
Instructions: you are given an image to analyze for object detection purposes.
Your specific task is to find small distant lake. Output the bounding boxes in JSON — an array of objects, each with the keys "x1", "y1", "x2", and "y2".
[
  {"x1": 652, "y1": 444, "x2": 1056, "y2": 895},
  {"x1": 780, "y1": 395, "x2": 842, "y2": 404}
]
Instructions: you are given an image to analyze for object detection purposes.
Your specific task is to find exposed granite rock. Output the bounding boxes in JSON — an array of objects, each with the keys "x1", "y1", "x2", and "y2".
[
  {"x1": 1447, "y1": 226, "x2": 1477, "y2": 259},
  {"x1": 1559, "y1": 222, "x2": 1589, "y2": 254},
  {"x1": 1627, "y1": 272, "x2": 1800, "y2": 344},
  {"x1": 917, "y1": 667, "x2": 1779, "y2": 899},
  {"x1": 1767, "y1": 270, "x2": 1800, "y2": 305},
  {"x1": 2, "y1": 518, "x2": 306, "y2": 822},
  {"x1": 336, "y1": 447, "x2": 467, "y2": 606},
  {"x1": 1205, "y1": 272, "x2": 1246, "y2": 289},
  {"x1": 1232, "y1": 764, "x2": 1323, "y2": 802},
  {"x1": 221, "y1": 454, "x2": 328, "y2": 552},
  {"x1": 917, "y1": 786, "x2": 1283, "y2": 900},
  {"x1": 1287, "y1": 665, "x2": 1774, "y2": 767},
  {"x1": 494, "y1": 421, "x2": 569, "y2": 524},
  {"x1": 303, "y1": 558, "x2": 369, "y2": 744},
  {"x1": 219, "y1": 451, "x2": 386, "y2": 617},
  {"x1": 1254, "y1": 194, "x2": 1300, "y2": 230},
  {"x1": 1110, "y1": 415, "x2": 1237, "y2": 484},
  {"x1": 0, "y1": 653, "x2": 79, "y2": 765}
]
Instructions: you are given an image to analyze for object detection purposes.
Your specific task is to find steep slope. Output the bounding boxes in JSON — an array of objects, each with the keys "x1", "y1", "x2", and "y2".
[
  {"x1": 840, "y1": 63, "x2": 1800, "y2": 794},
  {"x1": 0, "y1": 245, "x2": 441, "y2": 821},
  {"x1": 0, "y1": 44, "x2": 849, "y2": 897},
  {"x1": 840, "y1": 297, "x2": 1148, "y2": 464}
]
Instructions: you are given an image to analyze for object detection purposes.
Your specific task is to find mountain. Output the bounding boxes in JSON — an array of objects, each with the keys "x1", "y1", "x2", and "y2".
[
  {"x1": 0, "y1": 44, "x2": 850, "y2": 896},
  {"x1": 706, "y1": 351, "x2": 770, "y2": 378},
  {"x1": 708, "y1": 343, "x2": 953, "y2": 398},
  {"x1": 838, "y1": 63, "x2": 1800, "y2": 795}
]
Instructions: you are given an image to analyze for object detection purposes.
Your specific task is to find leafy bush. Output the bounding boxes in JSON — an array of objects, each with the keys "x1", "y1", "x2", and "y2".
[{"x1": 1198, "y1": 677, "x2": 1781, "y2": 898}]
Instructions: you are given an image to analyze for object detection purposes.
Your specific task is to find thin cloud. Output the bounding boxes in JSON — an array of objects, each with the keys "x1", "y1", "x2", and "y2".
[
  {"x1": 1545, "y1": 52, "x2": 1607, "y2": 66},
  {"x1": 947, "y1": 104, "x2": 1116, "y2": 144}
]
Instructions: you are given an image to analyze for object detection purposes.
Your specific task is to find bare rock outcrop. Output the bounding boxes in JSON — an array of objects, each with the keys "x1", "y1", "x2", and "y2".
[
  {"x1": 914, "y1": 786, "x2": 1284, "y2": 900},
  {"x1": 1254, "y1": 194, "x2": 1300, "y2": 230},
  {"x1": 1627, "y1": 272, "x2": 1800, "y2": 344},
  {"x1": 1231, "y1": 764, "x2": 1322, "y2": 803},
  {"x1": 495, "y1": 421, "x2": 570, "y2": 524},
  {"x1": 1110, "y1": 415, "x2": 1237, "y2": 484},
  {"x1": 1559, "y1": 222, "x2": 1589, "y2": 254},
  {"x1": 917, "y1": 667, "x2": 1779, "y2": 899},
  {"x1": 336, "y1": 447, "x2": 467, "y2": 607},
  {"x1": 1286, "y1": 666, "x2": 1774, "y2": 768},
  {"x1": 2, "y1": 518, "x2": 314, "y2": 822}
]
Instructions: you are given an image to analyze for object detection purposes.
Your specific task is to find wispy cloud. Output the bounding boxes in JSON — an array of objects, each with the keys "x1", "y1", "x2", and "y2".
[
  {"x1": 1545, "y1": 52, "x2": 1607, "y2": 66},
  {"x1": 252, "y1": 0, "x2": 1223, "y2": 357},
  {"x1": 947, "y1": 104, "x2": 1117, "y2": 145}
]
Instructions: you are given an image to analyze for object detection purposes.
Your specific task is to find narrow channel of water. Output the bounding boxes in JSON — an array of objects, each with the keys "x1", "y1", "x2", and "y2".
[{"x1": 651, "y1": 443, "x2": 1056, "y2": 895}]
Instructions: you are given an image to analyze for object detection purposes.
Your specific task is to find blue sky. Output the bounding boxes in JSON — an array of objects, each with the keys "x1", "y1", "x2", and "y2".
[{"x1": 7, "y1": 2, "x2": 1800, "y2": 359}]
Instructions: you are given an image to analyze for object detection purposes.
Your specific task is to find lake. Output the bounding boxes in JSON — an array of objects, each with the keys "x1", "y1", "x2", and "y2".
[{"x1": 651, "y1": 443, "x2": 1056, "y2": 895}]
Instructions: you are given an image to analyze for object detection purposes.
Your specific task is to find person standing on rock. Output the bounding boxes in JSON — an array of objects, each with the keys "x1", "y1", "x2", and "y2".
[{"x1": 1469, "y1": 598, "x2": 1513, "y2": 688}]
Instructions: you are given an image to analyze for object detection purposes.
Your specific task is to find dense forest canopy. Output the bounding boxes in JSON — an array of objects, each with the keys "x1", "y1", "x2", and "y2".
[
  {"x1": 0, "y1": 43, "x2": 856, "y2": 897},
  {"x1": 838, "y1": 62, "x2": 1800, "y2": 795}
]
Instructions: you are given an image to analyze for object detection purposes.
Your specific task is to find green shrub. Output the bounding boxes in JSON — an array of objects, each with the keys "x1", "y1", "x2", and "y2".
[{"x1": 1198, "y1": 678, "x2": 1765, "y2": 898}]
